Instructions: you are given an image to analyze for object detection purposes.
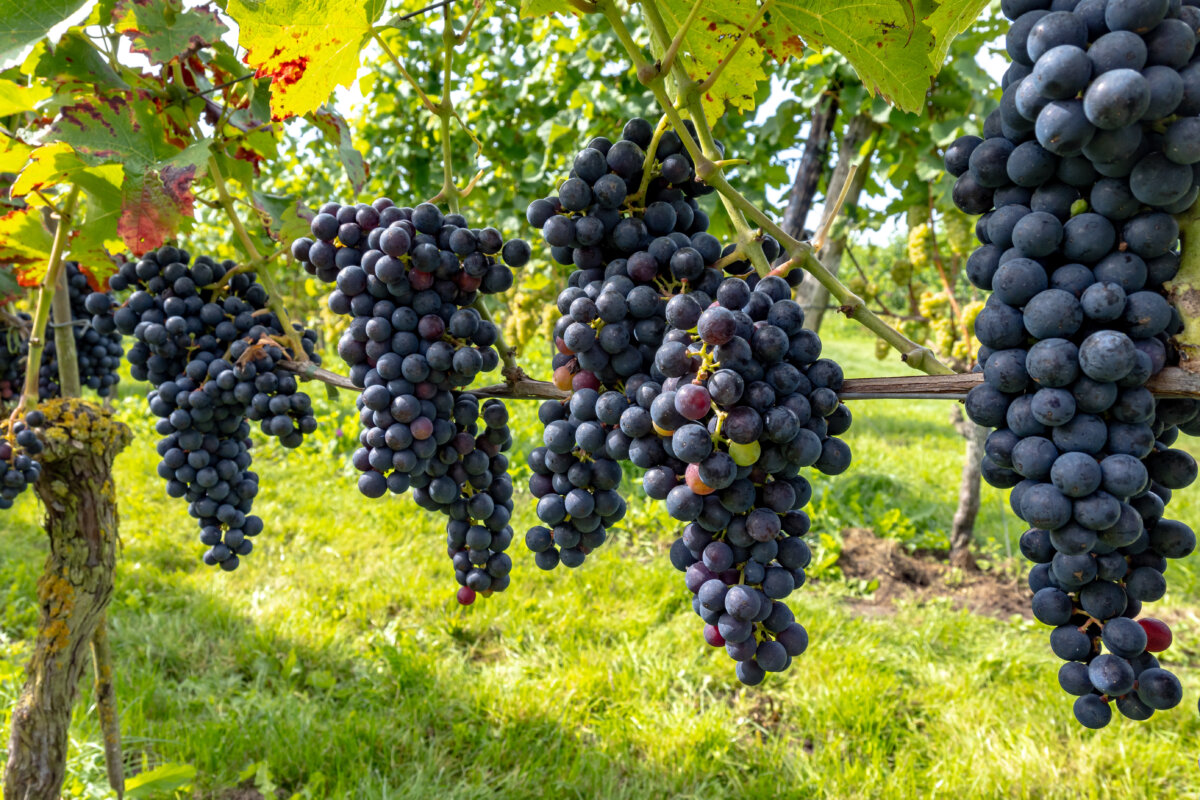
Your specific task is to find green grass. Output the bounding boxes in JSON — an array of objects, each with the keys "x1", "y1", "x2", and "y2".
[{"x1": 3, "y1": 318, "x2": 1200, "y2": 799}]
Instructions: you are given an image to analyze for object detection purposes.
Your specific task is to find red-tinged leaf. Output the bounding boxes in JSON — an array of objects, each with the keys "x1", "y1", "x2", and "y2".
[
  {"x1": 50, "y1": 94, "x2": 179, "y2": 171},
  {"x1": 113, "y1": 0, "x2": 228, "y2": 65},
  {"x1": 118, "y1": 167, "x2": 195, "y2": 255},
  {"x1": 226, "y1": 0, "x2": 388, "y2": 121},
  {"x1": 307, "y1": 107, "x2": 368, "y2": 193}
]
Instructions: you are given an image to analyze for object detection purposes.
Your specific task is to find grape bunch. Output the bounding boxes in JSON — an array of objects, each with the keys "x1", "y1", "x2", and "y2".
[
  {"x1": 290, "y1": 199, "x2": 527, "y2": 602},
  {"x1": 0, "y1": 410, "x2": 44, "y2": 511},
  {"x1": 0, "y1": 263, "x2": 123, "y2": 404},
  {"x1": 38, "y1": 262, "x2": 123, "y2": 399},
  {"x1": 0, "y1": 321, "x2": 27, "y2": 404},
  {"x1": 97, "y1": 246, "x2": 321, "y2": 570},
  {"x1": 950, "y1": 0, "x2": 1200, "y2": 727},
  {"x1": 654, "y1": 275, "x2": 851, "y2": 685},
  {"x1": 526, "y1": 119, "x2": 846, "y2": 685},
  {"x1": 412, "y1": 393, "x2": 515, "y2": 604}
]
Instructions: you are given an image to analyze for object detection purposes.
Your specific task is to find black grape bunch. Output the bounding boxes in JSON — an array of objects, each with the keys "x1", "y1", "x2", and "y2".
[
  {"x1": 289, "y1": 198, "x2": 529, "y2": 603},
  {"x1": 96, "y1": 246, "x2": 322, "y2": 571},
  {"x1": 415, "y1": 393, "x2": 515, "y2": 605},
  {"x1": 0, "y1": 264, "x2": 122, "y2": 404},
  {"x1": 0, "y1": 319, "x2": 27, "y2": 405},
  {"x1": 40, "y1": 262, "x2": 124, "y2": 399},
  {"x1": 523, "y1": 118, "x2": 783, "y2": 573},
  {"x1": 949, "y1": 0, "x2": 1200, "y2": 727},
  {"x1": 656, "y1": 274, "x2": 851, "y2": 685},
  {"x1": 0, "y1": 410, "x2": 44, "y2": 512}
]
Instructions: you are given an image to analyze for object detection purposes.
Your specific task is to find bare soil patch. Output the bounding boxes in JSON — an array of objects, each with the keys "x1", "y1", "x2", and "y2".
[{"x1": 834, "y1": 528, "x2": 1031, "y2": 620}]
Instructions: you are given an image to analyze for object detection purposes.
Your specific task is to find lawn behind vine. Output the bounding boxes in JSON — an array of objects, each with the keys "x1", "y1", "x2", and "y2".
[{"x1": 2, "y1": 318, "x2": 1199, "y2": 799}]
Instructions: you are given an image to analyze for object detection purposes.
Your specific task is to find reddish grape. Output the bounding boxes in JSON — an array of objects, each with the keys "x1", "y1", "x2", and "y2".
[
  {"x1": 572, "y1": 370, "x2": 601, "y2": 391},
  {"x1": 704, "y1": 624, "x2": 725, "y2": 647},
  {"x1": 457, "y1": 586, "x2": 477, "y2": 605},
  {"x1": 1139, "y1": 618, "x2": 1173, "y2": 652},
  {"x1": 675, "y1": 383, "x2": 712, "y2": 420}
]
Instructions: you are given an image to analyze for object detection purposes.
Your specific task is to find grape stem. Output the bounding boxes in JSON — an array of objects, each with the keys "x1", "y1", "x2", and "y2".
[
  {"x1": 207, "y1": 156, "x2": 309, "y2": 361},
  {"x1": 471, "y1": 297, "x2": 524, "y2": 382},
  {"x1": 594, "y1": 0, "x2": 955, "y2": 377}
]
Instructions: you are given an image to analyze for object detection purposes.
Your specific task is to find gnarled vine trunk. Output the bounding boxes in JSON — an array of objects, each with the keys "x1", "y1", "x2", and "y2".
[{"x1": 4, "y1": 399, "x2": 131, "y2": 800}]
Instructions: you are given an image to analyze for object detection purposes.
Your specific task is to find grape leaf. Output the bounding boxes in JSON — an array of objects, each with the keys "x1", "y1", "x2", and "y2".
[
  {"x1": 70, "y1": 166, "x2": 126, "y2": 278},
  {"x1": 0, "y1": 208, "x2": 54, "y2": 285},
  {"x1": 116, "y1": 140, "x2": 210, "y2": 255},
  {"x1": 50, "y1": 95, "x2": 180, "y2": 171},
  {"x1": 113, "y1": 0, "x2": 229, "y2": 65},
  {"x1": 227, "y1": 0, "x2": 388, "y2": 121},
  {"x1": 0, "y1": 136, "x2": 32, "y2": 175},
  {"x1": 0, "y1": 0, "x2": 90, "y2": 67},
  {"x1": 0, "y1": 79, "x2": 50, "y2": 116},
  {"x1": 33, "y1": 31, "x2": 130, "y2": 92},
  {"x1": 652, "y1": 2, "x2": 768, "y2": 123},
  {"x1": 771, "y1": 0, "x2": 936, "y2": 112},
  {"x1": 253, "y1": 191, "x2": 313, "y2": 244},
  {"x1": 517, "y1": 0, "x2": 564, "y2": 17},
  {"x1": 118, "y1": 168, "x2": 194, "y2": 255},
  {"x1": 926, "y1": 0, "x2": 992, "y2": 71},
  {"x1": 307, "y1": 108, "x2": 369, "y2": 193},
  {"x1": 10, "y1": 142, "x2": 89, "y2": 197}
]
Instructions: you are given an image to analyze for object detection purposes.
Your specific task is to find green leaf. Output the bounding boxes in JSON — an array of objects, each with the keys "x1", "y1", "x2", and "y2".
[
  {"x1": 71, "y1": 164, "x2": 127, "y2": 278},
  {"x1": 33, "y1": 30, "x2": 130, "y2": 92},
  {"x1": 306, "y1": 108, "x2": 368, "y2": 193},
  {"x1": 252, "y1": 191, "x2": 313, "y2": 244},
  {"x1": 773, "y1": 0, "x2": 938, "y2": 112},
  {"x1": 124, "y1": 762, "x2": 197, "y2": 799},
  {"x1": 114, "y1": 0, "x2": 229, "y2": 65},
  {"x1": 926, "y1": 0, "x2": 993, "y2": 73},
  {"x1": 0, "y1": 0, "x2": 90, "y2": 67},
  {"x1": 227, "y1": 0, "x2": 387, "y2": 121}
]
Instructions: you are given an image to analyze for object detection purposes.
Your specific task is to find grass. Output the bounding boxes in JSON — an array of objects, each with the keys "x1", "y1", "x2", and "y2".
[{"x1": 2, "y1": 317, "x2": 1200, "y2": 799}]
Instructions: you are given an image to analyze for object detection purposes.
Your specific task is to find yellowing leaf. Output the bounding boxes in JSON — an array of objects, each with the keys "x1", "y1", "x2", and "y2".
[
  {"x1": 227, "y1": 0, "x2": 387, "y2": 121},
  {"x1": 0, "y1": 137, "x2": 33, "y2": 174},
  {"x1": 10, "y1": 142, "x2": 88, "y2": 197},
  {"x1": 0, "y1": 79, "x2": 50, "y2": 116},
  {"x1": 518, "y1": 0, "x2": 566, "y2": 17},
  {"x1": 0, "y1": 208, "x2": 54, "y2": 285}
]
